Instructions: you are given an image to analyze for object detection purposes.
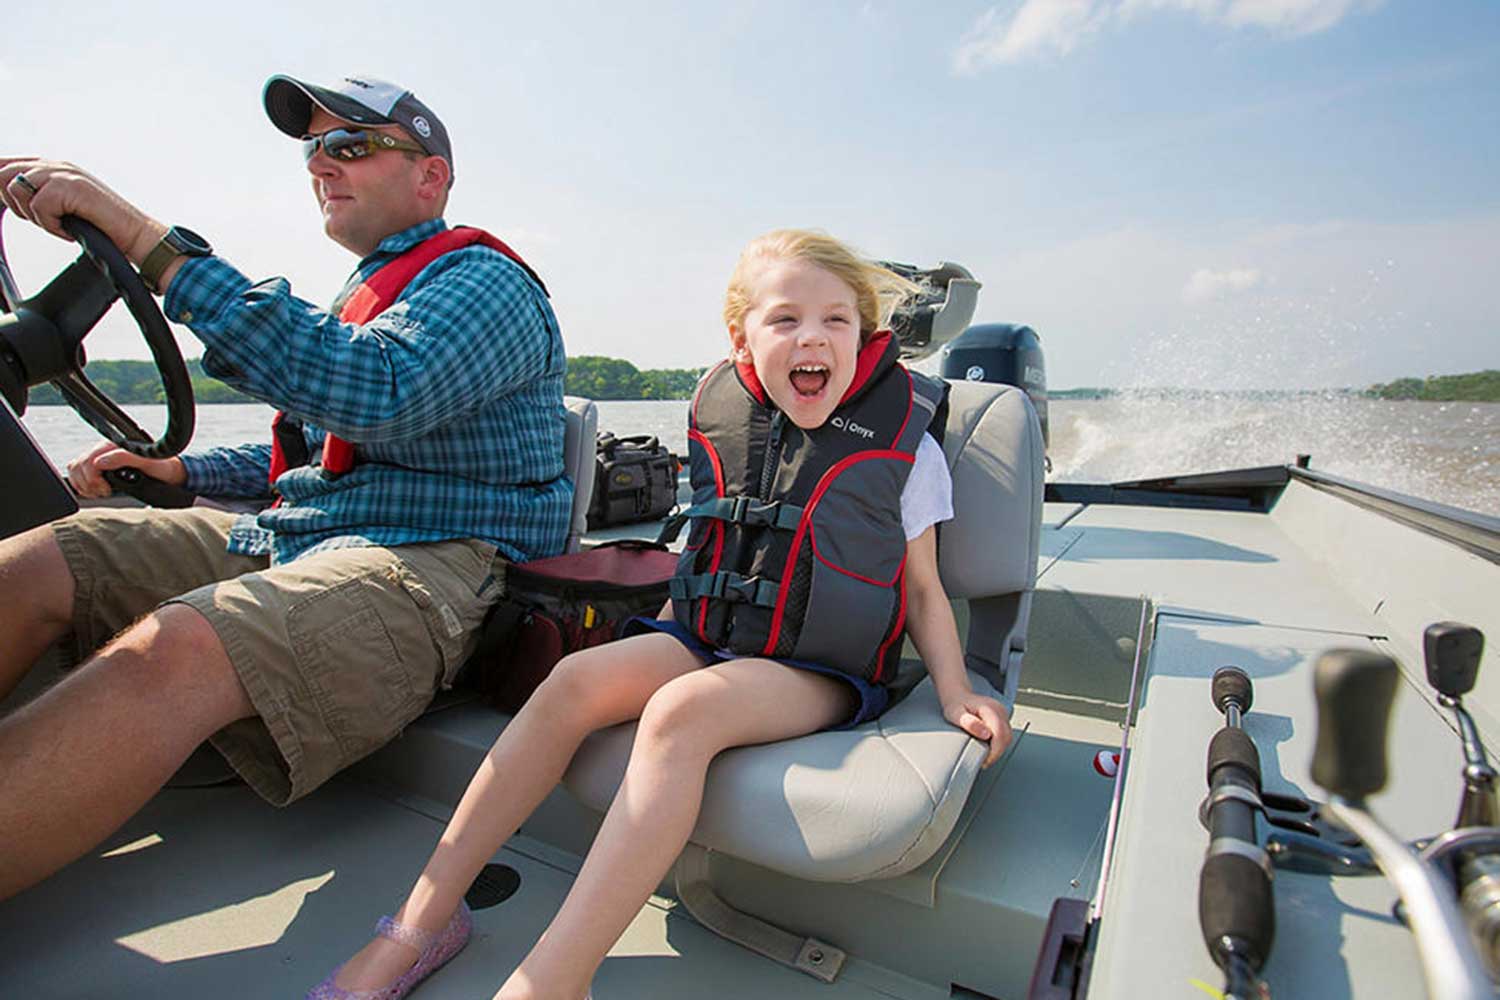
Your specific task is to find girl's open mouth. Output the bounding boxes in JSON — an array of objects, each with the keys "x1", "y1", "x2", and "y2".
[{"x1": 790, "y1": 364, "x2": 830, "y2": 398}]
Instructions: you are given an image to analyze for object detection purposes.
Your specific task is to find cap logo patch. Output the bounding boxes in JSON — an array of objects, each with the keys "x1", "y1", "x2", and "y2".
[
  {"x1": 412, "y1": 115, "x2": 432, "y2": 138},
  {"x1": 336, "y1": 76, "x2": 406, "y2": 116}
]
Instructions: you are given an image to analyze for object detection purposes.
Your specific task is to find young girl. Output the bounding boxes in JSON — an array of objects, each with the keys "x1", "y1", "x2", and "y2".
[{"x1": 309, "y1": 229, "x2": 1013, "y2": 1000}]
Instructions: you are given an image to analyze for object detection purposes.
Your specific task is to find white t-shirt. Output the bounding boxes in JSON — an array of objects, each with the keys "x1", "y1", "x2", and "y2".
[{"x1": 899, "y1": 433, "x2": 954, "y2": 541}]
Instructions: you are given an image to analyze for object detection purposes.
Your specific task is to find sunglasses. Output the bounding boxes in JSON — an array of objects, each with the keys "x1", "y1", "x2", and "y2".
[{"x1": 301, "y1": 128, "x2": 427, "y2": 163}]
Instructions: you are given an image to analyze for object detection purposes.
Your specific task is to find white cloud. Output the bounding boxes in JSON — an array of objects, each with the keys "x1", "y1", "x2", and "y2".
[
  {"x1": 1221, "y1": 0, "x2": 1379, "y2": 36},
  {"x1": 954, "y1": 1, "x2": 1108, "y2": 74},
  {"x1": 1183, "y1": 266, "x2": 1264, "y2": 301},
  {"x1": 955, "y1": 0, "x2": 1381, "y2": 69},
  {"x1": 1117, "y1": 0, "x2": 1222, "y2": 19}
]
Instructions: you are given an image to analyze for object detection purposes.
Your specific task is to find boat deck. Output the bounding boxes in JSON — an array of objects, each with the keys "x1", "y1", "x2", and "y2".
[
  {"x1": 1035, "y1": 484, "x2": 1494, "y2": 999},
  {"x1": 3, "y1": 475, "x2": 1495, "y2": 999}
]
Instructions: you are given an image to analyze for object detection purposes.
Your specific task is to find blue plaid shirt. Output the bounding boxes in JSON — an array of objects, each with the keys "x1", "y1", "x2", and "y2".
[{"x1": 168, "y1": 219, "x2": 571, "y2": 565}]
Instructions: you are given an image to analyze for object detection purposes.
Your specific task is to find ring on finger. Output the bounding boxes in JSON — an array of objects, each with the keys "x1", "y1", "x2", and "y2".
[{"x1": 13, "y1": 173, "x2": 39, "y2": 196}]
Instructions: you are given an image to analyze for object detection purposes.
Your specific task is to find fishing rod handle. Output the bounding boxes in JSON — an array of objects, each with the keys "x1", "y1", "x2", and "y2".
[
  {"x1": 1213, "y1": 665, "x2": 1254, "y2": 716},
  {"x1": 1201, "y1": 665, "x2": 1274, "y2": 981},
  {"x1": 1207, "y1": 726, "x2": 1263, "y2": 794},
  {"x1": 1199, "y1": 849, "x2": 1275, "y2": 979}
]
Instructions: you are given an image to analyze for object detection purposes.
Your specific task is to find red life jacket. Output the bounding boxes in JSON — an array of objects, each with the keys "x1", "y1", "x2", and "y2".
[{"x1": 268, "y1": 226, "x2": 545, "y2": 487}]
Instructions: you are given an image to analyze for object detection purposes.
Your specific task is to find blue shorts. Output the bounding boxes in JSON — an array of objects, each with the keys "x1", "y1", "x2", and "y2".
[{"x1": 624, "y1": 617, "x2": 890, "y2": 730}]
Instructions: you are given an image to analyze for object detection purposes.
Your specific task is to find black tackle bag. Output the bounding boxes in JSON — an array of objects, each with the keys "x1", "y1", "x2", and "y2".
[{"x1": 586, "y1": 432, "x2": 679, "y2": 529}]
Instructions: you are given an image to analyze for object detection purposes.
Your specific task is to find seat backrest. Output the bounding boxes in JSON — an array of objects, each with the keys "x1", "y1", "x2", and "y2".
[
  {"x1": 936, "y1": 380, "x2": 1045, "y2": 702},
  {"x1": 562, "y1": 397, "x2": 599, "y2": 554},
  {"x1": 562, "y1": 378, "x2": 1044, "y2": 887}
]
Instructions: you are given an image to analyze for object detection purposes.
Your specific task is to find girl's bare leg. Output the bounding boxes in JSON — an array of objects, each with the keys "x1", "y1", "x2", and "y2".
[
  {"x1": 496, "y1": 658, "x2": 852, "y2": 1000},
  {"x1": 331, "y1": 633, "x2": 704, "y2": 990}
]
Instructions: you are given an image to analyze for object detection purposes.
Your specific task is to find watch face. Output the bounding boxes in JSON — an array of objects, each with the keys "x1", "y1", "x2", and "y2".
[{"x1": 166, "y1": 226, "x2": 212, "y2": 256}]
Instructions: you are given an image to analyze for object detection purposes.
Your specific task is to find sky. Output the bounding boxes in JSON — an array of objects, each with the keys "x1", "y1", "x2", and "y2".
[{"x1": 5, "y1": 0, "x2": 1497, "y2": 390}]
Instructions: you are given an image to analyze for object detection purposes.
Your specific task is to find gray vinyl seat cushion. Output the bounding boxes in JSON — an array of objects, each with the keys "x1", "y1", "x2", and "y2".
[
  {"x1": 563, "y1": 381, "x2": 1044, "y2": 882},
  {"x1": 562, "y1": 396, "x2": 598, "y2": 554}
]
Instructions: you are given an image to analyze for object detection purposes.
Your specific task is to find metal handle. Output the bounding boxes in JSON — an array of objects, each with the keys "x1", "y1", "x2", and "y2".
[{"x1": 1311, "y1": 649, "x2": 1492, "y2": 998}]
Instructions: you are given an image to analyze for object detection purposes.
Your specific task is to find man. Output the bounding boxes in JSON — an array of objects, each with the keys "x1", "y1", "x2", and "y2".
[{"x1": 0, "y1": 74, "x2": 570, "y2": 900}]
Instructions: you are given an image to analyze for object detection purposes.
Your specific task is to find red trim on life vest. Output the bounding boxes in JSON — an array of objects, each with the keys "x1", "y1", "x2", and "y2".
[
  {"x1": 808, "y1": 452, "x2": 914, "y2": 587},
  {"x1": 733, "y1": 357, "x2": 768, "y2": 406},
  {"x1": 871, "y1": 566, "x2": 909, "y2": 684},
  {"x1": 837, "y1": 331, "x2": 894, "y2": 407},
  {"x1": 762, "y1": 447, "x2": 911, "y2": 656},
  {"x1": 687, "y1": 427, "x2": 728, "y2": 642},
  {"x1": 270, "y1": 227, "x2": 539, "y2": 484}
]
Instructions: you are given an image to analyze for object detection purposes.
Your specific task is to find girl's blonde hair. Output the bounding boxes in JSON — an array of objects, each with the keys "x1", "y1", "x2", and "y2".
[{"x1": 723, "y1": 229, "x2": 919, "y2": 340}]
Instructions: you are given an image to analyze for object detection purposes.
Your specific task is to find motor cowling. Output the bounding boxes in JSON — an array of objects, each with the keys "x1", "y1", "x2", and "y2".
[{"x1": 938, "y1": 323, "x2": 1049, "y2": 446}]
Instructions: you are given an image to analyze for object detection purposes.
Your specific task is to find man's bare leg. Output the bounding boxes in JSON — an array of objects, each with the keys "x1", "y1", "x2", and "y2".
[
  {"x1": 0, "y1": 525, "x2": 77, "y2": 702},
  {"x1": 0, "y1": 602, "x2": 255, "y2": 900}
]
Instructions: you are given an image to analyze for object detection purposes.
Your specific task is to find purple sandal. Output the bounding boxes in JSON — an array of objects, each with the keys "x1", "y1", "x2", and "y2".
[{"x1": 306, "y1": 903, "x2": 473, "y2": 1000}]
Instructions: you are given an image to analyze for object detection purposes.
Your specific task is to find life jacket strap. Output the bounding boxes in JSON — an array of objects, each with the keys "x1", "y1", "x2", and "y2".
[
  {"x1": 658, "y1": 497, "x2": 804, "y2": 546},
  {"x1": 669, "y1": 571, "x2": 779, "y2": 608}
]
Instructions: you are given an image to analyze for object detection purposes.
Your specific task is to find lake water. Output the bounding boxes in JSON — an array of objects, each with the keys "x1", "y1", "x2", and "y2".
[{"x1": 21, "y1": 395, "x2": 1499, "y2": 516}]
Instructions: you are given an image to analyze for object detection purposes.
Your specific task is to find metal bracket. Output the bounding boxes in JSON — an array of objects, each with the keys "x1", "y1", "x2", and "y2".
[{"x1": 673, "y1": 843, "x2": 847, "y2": 983}]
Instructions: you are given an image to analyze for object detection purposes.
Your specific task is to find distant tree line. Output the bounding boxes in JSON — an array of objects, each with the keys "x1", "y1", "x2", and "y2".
[
  {"x1": 37, "y1": 359, "x2": 1491, "y2": 406},
  {"x1": 1049, "y1": 387, "x2": 1116, "y2": 399},
  {"x1": 26, "y1": 358, "x2": 256, "y2": 406},
  {"x1": 563, "y1": 356, "x2": 705, "y2": 400},
  {"x1": 1366, "y1": 370, "x2": 1499, "y2": 403},
  {"x1": 25, "y1": 356, "x2": 709, "y2": 405}
]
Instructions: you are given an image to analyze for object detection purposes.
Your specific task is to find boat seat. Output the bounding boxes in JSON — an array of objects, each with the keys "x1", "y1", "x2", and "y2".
[
  {"x1": 562, "y1": 380, "x2": 1044, "y2": 977},
  {"x1": 561, "y1": 396, "x2": 599, "y2": 554}
]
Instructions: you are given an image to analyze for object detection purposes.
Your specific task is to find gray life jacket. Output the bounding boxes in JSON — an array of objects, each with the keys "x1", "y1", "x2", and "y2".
[{"x1": 659, "y1": 332, "x2": 948, "y2": 684}]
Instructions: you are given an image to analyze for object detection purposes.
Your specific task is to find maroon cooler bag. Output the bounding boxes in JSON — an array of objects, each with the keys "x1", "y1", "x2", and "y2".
[{"x1": 464, "y1": 540, "x2": 679, "y2": 712}]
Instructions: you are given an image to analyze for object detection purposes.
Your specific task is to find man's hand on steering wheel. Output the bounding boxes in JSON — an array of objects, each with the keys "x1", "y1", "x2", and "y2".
[
  {"x1": 0, "y1": 155, "x2": 198, "y2": 459},
  {"x1": 0, "y1": 157, "x2": 167, "y2": 275},
  {"x1": 66, "y1": 441, "x2": 188, "y2": 500}
]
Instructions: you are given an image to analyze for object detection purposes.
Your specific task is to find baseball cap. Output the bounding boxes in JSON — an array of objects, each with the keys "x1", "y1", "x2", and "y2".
[{"x1": 263, "y1": 74, "x2": 454, "y2": 180}]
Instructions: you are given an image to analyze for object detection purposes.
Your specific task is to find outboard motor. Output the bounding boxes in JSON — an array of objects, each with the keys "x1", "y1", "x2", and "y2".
[
  {"x1": 880, "y1": 260, "x2": 981, "y2": 361},
  {"x1": 939, "y1": 323, "x2": 1049, "y2": 446}
]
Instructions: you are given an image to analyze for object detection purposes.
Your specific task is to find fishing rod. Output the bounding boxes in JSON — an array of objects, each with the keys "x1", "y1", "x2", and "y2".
[{"x1": 1198, "y1": 665, "x2": 1274, "y2": 1000}]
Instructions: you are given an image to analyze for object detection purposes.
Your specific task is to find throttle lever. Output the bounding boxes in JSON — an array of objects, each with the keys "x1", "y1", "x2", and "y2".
[
  {"x1": 1312, "y1": 648, "x2": 1491, "y2": 999},
  {"x1": 1425, "y1": 623, "x2": 1495, "y2": 829},
  {"x1": 101, "y1": 468, "x2": 198, "y2": 509}
]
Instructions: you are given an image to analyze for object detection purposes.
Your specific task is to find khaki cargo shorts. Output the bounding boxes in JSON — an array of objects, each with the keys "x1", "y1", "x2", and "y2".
[{"x1": 53, "y1": 506, "x2": 501, "y2": 805}]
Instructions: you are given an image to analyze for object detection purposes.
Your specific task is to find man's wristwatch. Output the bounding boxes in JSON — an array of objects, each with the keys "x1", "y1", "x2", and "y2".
[{"x1": 139, "y1": 226, "x2": 213, "y2": 294}]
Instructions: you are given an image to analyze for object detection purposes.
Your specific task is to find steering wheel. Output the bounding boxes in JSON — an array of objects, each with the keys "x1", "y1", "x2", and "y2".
[{"x1": 0, "y1": 214, "x2": 195, "y2": 457}]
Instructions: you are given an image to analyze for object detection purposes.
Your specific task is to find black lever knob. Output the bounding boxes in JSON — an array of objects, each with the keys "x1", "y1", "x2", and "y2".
[
  {"x1": 1424, "y1": 622, "x2": 1485, "y2": 699},
  {"x1": 1312, "y1": 649, "x2": 1399, "y2": 800},
  {"x1": 101, "y1": 468, "x2": 198, "y2": 509}
]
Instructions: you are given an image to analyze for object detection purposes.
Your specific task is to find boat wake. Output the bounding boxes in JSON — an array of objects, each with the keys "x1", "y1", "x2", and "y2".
[{"x1": 1048, "y1": 393, "x2": 1498, "y2": 516}]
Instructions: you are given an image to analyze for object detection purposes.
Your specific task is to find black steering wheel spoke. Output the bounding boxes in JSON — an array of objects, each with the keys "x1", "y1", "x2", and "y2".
[
  {"x1": 53, "y1": 369, "x2": 155, "y2": 448},
  {"x1": 0, "y1": 214, "x2": 195, "y2": 457}
]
